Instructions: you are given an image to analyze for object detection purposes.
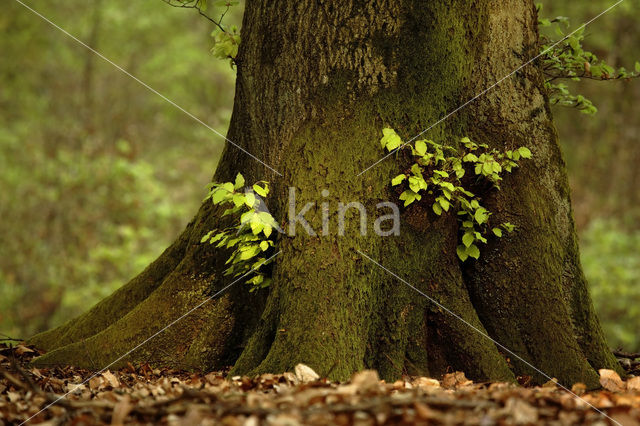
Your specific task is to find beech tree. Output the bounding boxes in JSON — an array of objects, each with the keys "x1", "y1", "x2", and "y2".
[{"x1": 31, "y1": 0, "x2": 622, "y2": 388}]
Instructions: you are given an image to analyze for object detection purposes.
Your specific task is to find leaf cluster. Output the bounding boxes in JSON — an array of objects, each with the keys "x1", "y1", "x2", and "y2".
[
  {"x1": 201, "y1": 173, "x2": 276, "y2": 290},
  {"x1": 538, "y1": 4, "x2": 640, "y2": 115},
  {"x1": 382, "y1": 129, "x2": 531, "y2": 261}
]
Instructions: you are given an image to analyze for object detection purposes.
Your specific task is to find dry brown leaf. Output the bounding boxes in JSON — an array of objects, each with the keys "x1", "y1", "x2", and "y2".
[
  {"x1": 102, "y1": 370, "x2": 120, "y2": 388},
  {"x1": 599, "y1": 369, "x2": 625, "y2": 392},
  {"x1": 14, "y1": 345, "x2": 34, "y2": 355},
  {"x1": 89, "y1": 376, "x2": 103, "y2": 391},
  {"x1": 350, "y1": 370, "x2": 380, "y2": 393},
  {"x1": 294, "y1": 363, "x2": 319, "y2": 383},
  {"x1": 110, "y1": 395, "x2": 132, "y2": 426},
  {"x1": 414, "y1": 377, "x2": 440, "y2": 389},
  {"x1": 627, "y1": 376, "x2": 640, "y2": 392},
  {"x1": 571, "y1": 382, "x2": 586, "y2": 395},
  {"x1": 414, "y1": 402, "x2": 436, "y2": 420},
  {"x1": 7, "y1": 391, "x2": 21, "y2": 403},
  {"x1": 503, "y1": 398, "x2": 539, "y2": 424},
  {"x1": 442, "y1": 371, "x2": 472, "y2": 389}
]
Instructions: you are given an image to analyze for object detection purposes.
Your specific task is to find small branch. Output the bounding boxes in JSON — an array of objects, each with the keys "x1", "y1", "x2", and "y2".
[
  {"x1": 160, "y1": 0, "x2": 226, "y2": 32},
  {"x1": 0, "y1": 332, "x2": 24, "y2": 342},
  {"x1": 614, "y1": 350, "x2": 640, "y2": 360}
]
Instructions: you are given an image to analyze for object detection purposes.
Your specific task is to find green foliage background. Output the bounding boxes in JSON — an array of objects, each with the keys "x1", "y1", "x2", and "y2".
[{"x1": 0, "y1": 0, "x2": 638, "y2": 351}]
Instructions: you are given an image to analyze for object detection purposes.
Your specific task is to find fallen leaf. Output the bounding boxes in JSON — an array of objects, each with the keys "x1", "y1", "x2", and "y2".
[
  {"x1": 627, "y1": 376, "x2": 640, "y2": 392},
  {"x1": 15, "y1": 345, "x2": 34, "y2": 355},
  {"x1": 111, "y1": 395, "x2": 132, "y2": 426},
  {"x1": 442, "y1": 371, "x2": 472, "y2": 389},
  {"x1": 294, "y1": 364, "x2": 319, "y2": 383},
  {"x1": 599, "y1": 369, "x2": 625, "y2": 392},
  {"x1": 414, "y1": 377, "x2": 440, "y2": 389},
  {"x1": 102, "y1": 370, "x2": 121, "y2": 388},
  {"x1": 503, "y1": 398, "x2": 538, "y2": 424},
  {"x1": 89, "y1": 376, "x2": 103, "y2": 391},
  {"x1": 414, "y1": 402, "x2": 436, "y2": 420},
  {"x1": 571, "y1": 382, "x2": 586, "y2": 395},
  {"x1": 7, "y1": 391, "x2": 21, "y2": 403},
  {"x1": 350, "y1": 370, "x2": 380, "y2": 393}
]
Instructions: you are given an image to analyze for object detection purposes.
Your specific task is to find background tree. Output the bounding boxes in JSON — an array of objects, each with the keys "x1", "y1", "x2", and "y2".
[{"x1": 22, "y1": 0, "x2": 629, "y2": 389}]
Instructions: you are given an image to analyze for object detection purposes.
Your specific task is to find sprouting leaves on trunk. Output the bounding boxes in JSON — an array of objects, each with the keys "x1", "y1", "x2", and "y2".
[
  {"x1": 202, "y1": 173, "x2": 277, "y2": 290},
  {"x1": 381, "y1": 129, "x2": 530, "y2": 262}
]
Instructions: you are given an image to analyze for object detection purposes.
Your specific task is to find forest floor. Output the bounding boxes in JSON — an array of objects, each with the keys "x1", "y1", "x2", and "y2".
[{"x1": 1, "y1": 343, "x2": 640, "y2": 425}]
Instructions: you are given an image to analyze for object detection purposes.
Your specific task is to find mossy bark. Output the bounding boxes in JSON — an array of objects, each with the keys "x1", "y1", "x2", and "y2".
[{"x1": 30, "y1": 0, "x2": 620, "y2": 387}]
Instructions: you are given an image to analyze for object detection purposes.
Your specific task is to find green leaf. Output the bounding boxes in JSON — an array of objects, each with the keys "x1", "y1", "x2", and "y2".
[
  {"x1": 467, "y1": 244, "x2": 480, "y2": 259},
  {"x1": 518, "y1": 147, "x2": 532, "y2": 159},
  {"x1": 456, "y1": 245, "x2": 469, "y2": 261},
  {"x1": 253, "y1": 184, "x2": 267, "y2": 197},
  {"x1": 474, "y1": 208, "x2": 489, "y2": 224},
  {"x1": 492, "y1": 227, "x2": 503, "y2": 237},
  {"x1": 239, "y1": 245, "x2": 260, "y2": 260},
  {"x1": 211, "y1": 189, "x2": 228, "y2": 204},
  {"x1": 414, "y1": 140, "x2": 427, "y2": 156},
  {"x1": 260, "y1": 241, "x2": 269, "y2": 251},
  {"x1": 391, "y1": 174, "x2": 406, "y2": 186},
  {"x1": 432, "y1": 202, "x2": 442, "y2": 215},
  {"x1": 438, "y1": 197, "x2": 450, "y2": 212},
  {"x1": 635, "y1": 62, "x2": 640, "y2": 73},
  {"x1": 232, "y1": 193, "x2": 245, "y2": 207},
  {"x1": 400, "y1": 190, "x2": 418, "y2": 207},
  {"x1": 381, "y1": 128, "x2": 402, "y2": 151},
  {"x1": 234, "y1": 173, "x2": 245, "y2": 189},
  {"x1": 462, "y1": 232, "x2": 475, "y2": 248},
  {"x1": 408, "y1": 176, "x2": 421, "y2": 193},
  {"x1": 250, "y1": 220, "x2": 264, "y2": 235},
  {"x1": 244, "y1": 192, "x2": 256, "y2": 208},
  {"x1": 201, "y1": 231, "x2": 213, "y2": 243},
  {"x1": 502, "y1": 222, "x2": 516, "y2": 232}
]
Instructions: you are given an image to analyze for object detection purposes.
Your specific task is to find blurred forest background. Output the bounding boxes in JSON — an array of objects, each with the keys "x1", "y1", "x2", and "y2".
[{"x1": 1, "y1": 0, "x2": 638, "y2": 352}]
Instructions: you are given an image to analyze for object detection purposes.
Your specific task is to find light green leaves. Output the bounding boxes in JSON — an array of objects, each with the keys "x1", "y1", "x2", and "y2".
[
  {"x1": 253, "y1": 183, "x2": 268, "y2": 197},
  {"x1": 462, "y1": 231, "x2": 475, "y2": 248},
  {"x1": 400, "y1": 190, "x2": 421, "y2": 207},
  {"x1": 517, "y1": 147, "x2": 532, "y2": 159},
  {"x1": 381, "y1": 128, "x2": 403, "y2": 151},
  {"x1": 456, "y1": 244, "x2": 480, "y2": 262},
  {"x1": 539, "y1": 13, "x2": 640, "y2": 116},
  {"x1": 234, "y1": 173, "x2": 245, "y2": 189},
  {"x1": 391, "y1": 174, "x2": 406, "y2": 186},
  {"x1": 211, "y1": 28, "x2": 241, "y2": 62},
  {"x1": 202, "y1": 173, "x2": 276, "y2": 289},
  {"x1": 381, "y1": 128, "x2": 530, "y2": 262},
  {"x1": 414, "y1": 140, "x2": 427, "y2": 156}
]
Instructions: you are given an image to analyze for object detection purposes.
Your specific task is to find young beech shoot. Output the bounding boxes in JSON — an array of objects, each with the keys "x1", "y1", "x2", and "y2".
[
  {"x1": 381, "y1": 129, "x2": 531, "y2": 262},
  {"x1": 201, "y1": 173, "x2": 277, "y2": 290},
  {"x1": 538, "y1": 4, "x2": 640, "y2": 114}
]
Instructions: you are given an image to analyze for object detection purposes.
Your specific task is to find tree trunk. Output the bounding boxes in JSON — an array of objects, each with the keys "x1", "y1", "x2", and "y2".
[{"x1": 30, "y1": 0, "x2": 621, "y2": 388}]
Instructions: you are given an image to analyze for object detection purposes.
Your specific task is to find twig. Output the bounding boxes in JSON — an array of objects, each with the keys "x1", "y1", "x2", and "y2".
[
  {"x1": 0, "y1": 332, "x2": 24, "y2": 342},
  {"x1": 614, "y1": 350, "x2": 640, "y2": 360},
  {"x1": 160, "y1": 0, "x2": 226, "y2": 32}
]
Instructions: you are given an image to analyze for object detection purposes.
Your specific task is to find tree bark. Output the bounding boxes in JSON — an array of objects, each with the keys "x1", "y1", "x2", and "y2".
[{"x1": 30, "y1": 0, "x2": 621, "y2": 388}]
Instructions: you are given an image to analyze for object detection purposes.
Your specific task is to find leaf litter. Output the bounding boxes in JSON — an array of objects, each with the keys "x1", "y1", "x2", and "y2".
[{"x1": 1, "y1": 343, "x2": 640, "y2": 425}]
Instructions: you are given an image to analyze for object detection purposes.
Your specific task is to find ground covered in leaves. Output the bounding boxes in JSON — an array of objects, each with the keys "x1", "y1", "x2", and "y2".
[{"x1": 2, "y1": 344, "x2": 640, "y2": 425}]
